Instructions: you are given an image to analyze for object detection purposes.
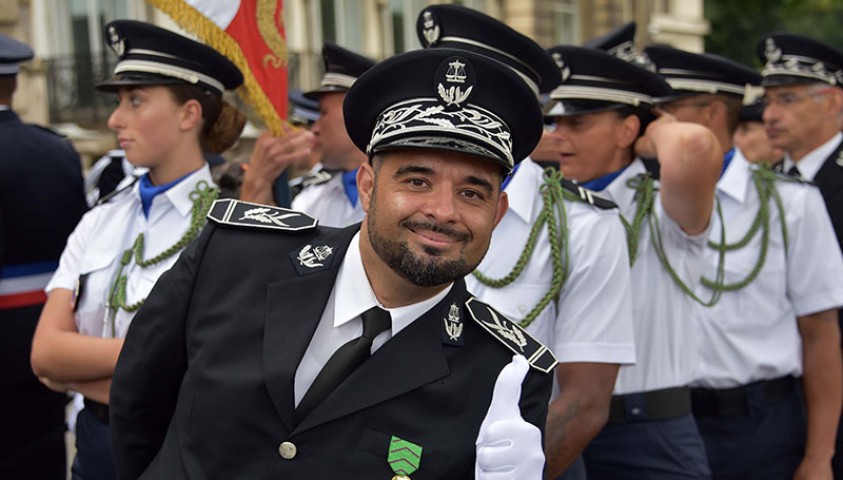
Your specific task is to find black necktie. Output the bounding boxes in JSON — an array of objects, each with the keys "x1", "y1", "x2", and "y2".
[
  {"x1": 296, "y1": 306, "x2": 391, "y2": 421},
  {"x1": 787, "y1": 165, "x2": 802, "y2": 179}
]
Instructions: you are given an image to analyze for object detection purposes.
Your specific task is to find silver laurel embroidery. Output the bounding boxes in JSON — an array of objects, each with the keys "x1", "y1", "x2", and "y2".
[
  {"x1": 297, "y1": 244, "x2": 333, "y2": 268},
  {"x1": 438, "y1": 83, "x2": 473, "y2": 107},
  {"x1": 422, "y1": 11, "x2": 440, "y2": 45},
  {"x1": 444, "y1": 303, "x2": 463, "y2": 341},
  {"x1": 483, "y1": 308, "x2": 527, "y2": 352},
  {"x1": 240, "y1": 207, "x2": 300, "y2": 227}
]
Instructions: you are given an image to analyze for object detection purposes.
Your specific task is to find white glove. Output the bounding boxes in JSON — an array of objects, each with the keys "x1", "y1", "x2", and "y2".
[{"x1": 475, "y1": 355, "x2": 545, "y2": 480}]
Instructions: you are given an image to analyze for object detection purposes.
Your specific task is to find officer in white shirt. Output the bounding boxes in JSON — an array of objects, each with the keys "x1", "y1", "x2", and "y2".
[
  {"x1": 30, "y1": 20, "x2": 246, "y2": 479},
  {"x1": 756, "y1": 32, "x2": 843, "y2": 479},
  {"x1": 542, "y1": 45, "x2": 722, "y2": 479},
  {"x1": 649, "y1": 44, "x2": 843, "y2": 480},
  {"x1": 413, "y1": 6, "x2": 636, "y2": 479}
]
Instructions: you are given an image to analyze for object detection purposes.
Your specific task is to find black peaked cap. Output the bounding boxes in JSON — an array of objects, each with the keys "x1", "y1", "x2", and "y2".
[
  {"x1": 645, "y1": 45, "x2": 761, "y2": 101},
  {"x1": 304, "y1": 42, "x2": 376, "y2": 99},
  {"x1": 344, "y1": 48, "x2": 542, "y2": 172},
  {"x1": 738, "y1": 101, "x2": 765, "y2": 123},
  {"x1": 544, "y1": 45, "x2": 672, "y2": 116},
  {"x1": 417, "y1": 4, "x2": 560, "y2": 94},
  {"x1": 757, "y1": 33, "x2": 843, "y2": 87},
  {"x1": 0, "y1": 34, "x2": 34, "y2": 76},
  {"x1": 583, "y1": 22, "x2": 656, "y2": 71},
  {"x1": 289, "y1": 89, "x2": 320, "y2": 124},
  {"x1": 97, "y1": 20, "x2": 242, "y2": 94}
]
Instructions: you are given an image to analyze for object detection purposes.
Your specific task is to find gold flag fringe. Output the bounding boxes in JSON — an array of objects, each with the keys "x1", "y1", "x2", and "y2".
[{"x1": 146, "y1": 0, "x2": 287, "y2": 135}]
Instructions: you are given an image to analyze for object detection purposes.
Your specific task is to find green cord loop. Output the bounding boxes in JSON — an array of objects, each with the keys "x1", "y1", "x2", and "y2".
[
  {"x1": 472, "y1": 167, "x2": 571, "y2": 328},
  {"x1": 106, "y1": 180, "x2": 218, "y2": 332}
]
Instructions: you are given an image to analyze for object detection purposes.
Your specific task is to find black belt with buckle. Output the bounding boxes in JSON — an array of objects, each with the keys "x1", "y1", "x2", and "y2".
[
  {"x1": 608, "y1": 386, "x2": 691, "y2": 424},
  {"x1": 691, "y1": 375, "x2": 797, "y2": 418},
  {"x1": 84, "y1": 398, "x2": 110, "y2": 425}
]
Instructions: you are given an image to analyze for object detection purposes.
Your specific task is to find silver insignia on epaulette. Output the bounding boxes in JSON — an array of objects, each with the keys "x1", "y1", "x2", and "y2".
[
  {"x1": 240, "y1": 207, "x2": 301, "y2": 227},
  {"x1": 297, "y1": 244, "x2": 334, "y2": 268},
  {"x1": 444, "y1": 303, "x2": 463, "y2": 341},
  {"x1": 483, "y1": 308, "x2": 527, "y2": 352}
]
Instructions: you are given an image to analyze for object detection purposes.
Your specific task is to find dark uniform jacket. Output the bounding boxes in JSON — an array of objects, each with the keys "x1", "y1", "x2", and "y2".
[
  {"x1": 111, "y1": 200, "x2": 554, "y2": 480},
  {"x1": 0, "y1": 108, "x2": 87, "y2": 476}
]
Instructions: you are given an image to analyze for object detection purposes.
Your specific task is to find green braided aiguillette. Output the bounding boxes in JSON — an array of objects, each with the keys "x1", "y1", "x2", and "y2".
[{"x1": 388, "y1": 435, "x2": 422, "y2": 478}]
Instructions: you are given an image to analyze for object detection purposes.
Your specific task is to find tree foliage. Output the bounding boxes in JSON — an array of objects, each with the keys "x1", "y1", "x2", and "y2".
[{"x1": 705, "y1": 0, "x2": 843, "y2": 67}]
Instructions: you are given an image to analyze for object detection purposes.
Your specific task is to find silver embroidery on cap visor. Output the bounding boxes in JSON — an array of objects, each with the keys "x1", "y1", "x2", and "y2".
[
  {"x1": 762, "y1": 56, "x2": 843, "y2": 85},
  {"x1": 365, "y1": 97, "x2": 514, "y2": 169},
  {"x1": 763, "y1": 38, "x2": 843, "y2": 85}
]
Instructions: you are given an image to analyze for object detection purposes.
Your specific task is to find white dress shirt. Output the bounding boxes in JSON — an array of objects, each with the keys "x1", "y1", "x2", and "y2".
[
  {"x1": 294, "y1": 232, "x2": 452, "y2": 406},
  {"x1": 467, "y1": 158, "x2": 635, "y2": 368},
  {"x1": 782, "y1": 132, "x2": 843, "y2": 181},
  {"x1": 47, "y1": 166, "x2": 216, "y2": 339},
  {"x1": 692, "y1": 150, "x2": 843, "y2": 388},
  {"x1": 602, "y1": 158, "x2": 710, "y2": 395},
  {"x1": 291, "y1": 173, "x2": 365, "y2": 228}
]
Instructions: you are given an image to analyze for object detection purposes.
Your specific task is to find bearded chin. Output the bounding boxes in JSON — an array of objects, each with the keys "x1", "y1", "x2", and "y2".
[{"x1": 367, "y1": 219, "x2": 473, "y2": 287}]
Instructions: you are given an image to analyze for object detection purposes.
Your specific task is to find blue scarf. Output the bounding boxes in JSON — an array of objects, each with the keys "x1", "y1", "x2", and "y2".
[
  {"x1": 720, "y1": 148, "x2": 736, "y2": 178},
  {"x1": 580, "y1": 166, "x2": 628, "y2": 192},
  {"x1": 342, "y1": 169, "x2": 360, "y2": 207},
  {"x1": 138, "y1": 171, "x2": 194, "y2": 218}
]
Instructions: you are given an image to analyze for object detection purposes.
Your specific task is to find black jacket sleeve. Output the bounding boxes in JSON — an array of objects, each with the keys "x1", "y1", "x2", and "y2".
[{"x1": 110, "y1": 224, "x2": 216, "y2": 480}]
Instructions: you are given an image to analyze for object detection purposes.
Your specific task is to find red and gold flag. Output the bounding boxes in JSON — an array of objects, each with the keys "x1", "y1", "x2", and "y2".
[{"x1": 145, "y1": 0, "x2": 288, "y2": 134}]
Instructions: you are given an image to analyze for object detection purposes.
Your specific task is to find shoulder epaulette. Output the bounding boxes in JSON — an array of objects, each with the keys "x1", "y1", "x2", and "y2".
[
  {"x1": 29, "y1": 123, "x2": 67, "y2": 139},
  {"x1": 95, "y1": 176, "x2": 139, "y2": 206},
  {"x1": 465, "y1": 297, "x2": 558, "y2": 374},
  {"x1": 207, "y1": 199, "x2": 317, "y2": 231},
  {"x1": 560, "y1": 178, "x2": 618, "y2": 210},
  {"x1": 302, "y1": 169, "x2": 337, "y2": 188}
]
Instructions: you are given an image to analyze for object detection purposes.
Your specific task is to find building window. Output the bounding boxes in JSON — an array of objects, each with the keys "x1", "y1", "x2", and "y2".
[{"x1": 551, "y1": 0, "x2": 580, "y2": 45}]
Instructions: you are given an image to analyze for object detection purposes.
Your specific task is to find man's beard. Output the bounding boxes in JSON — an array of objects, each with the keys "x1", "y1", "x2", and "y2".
[{"x1": 367, "y1": 204, "x2": 474, "y2": 287}]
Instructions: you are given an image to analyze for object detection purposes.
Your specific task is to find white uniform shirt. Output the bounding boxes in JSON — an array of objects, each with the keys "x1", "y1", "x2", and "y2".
[
  {"x1": 691, "y1": 150, "x2": 843, "y2": 388},
  {"x1": 467, "y1": 158, "x2": 635, "y2": 368},
  {"x1": 47, "y1": 166, "x2": 215, "y2": 339},
  {"x1": 781, "y1": 132, "x2": 842, "y2": 181},
  {"x1": 294, "y1": 232, "x2": 452, "y2": 405},
  {"x1": 291, "y1": 173, "x2": 365, "y2": 228},
  {"x1": 603, "y1": 158, "x2": 709, "y2": 395}
]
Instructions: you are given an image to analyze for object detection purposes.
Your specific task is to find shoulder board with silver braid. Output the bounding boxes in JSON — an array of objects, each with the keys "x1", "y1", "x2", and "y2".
[
  {"x1": 302, "y1": 169, "x2": 337, "y2": 188},
  {"x1": 207, "y1": 199, "x2": 317, "y2": 232},
  {"x1": 465, "y1": 297, "x2": 558, "y2": 374},
  {"x1": 95, "y1": 175, "x2": 140, "y2": 206},
  {"x1": 560, "y1": 178, "x2": 618, "y2": 210}
]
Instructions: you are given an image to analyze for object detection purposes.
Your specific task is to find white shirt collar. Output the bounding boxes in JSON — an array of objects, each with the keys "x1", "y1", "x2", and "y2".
[
  {"x1": 504, "y1": 157, "x2": 543, "y2": 222},
  {"x1": 783, "y1": 132, "x2": 842, "y2": 181},
  {"x1": 717, "y1": 148, "x2": 751, "y2": 204},
  {"x1": 602, "y1": 157, "x2": 647, "y2": 211},
  {"x1": 130, "y1": 165, "x2": 214, "y2": 216},
  {"x1": 0, "y1": 105, "x2": 10, "y2": 112},
  {"x1": 333, "y1": 232, "x2": 453, "y2": 336}
]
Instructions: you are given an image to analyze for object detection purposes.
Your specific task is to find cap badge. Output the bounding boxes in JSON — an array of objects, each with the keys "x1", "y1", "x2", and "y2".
[
  {"x1": 444, "y1": 303, "x2": 463, "y2": 342},
  {"x1": 421, "y1": 11, "x2": 440, "y2": 46},
  {"x1": 107, "y1": 25, "x2": 126, "y2": 58},
  {"x1": 436, "y1": 57, "x2": 474, "y2": 108},
  {"x1": 297, "y1": 244, "x2": 334, "y2": 269},
  {"x1": 764, "y1": 38, "x2": 782, "y2": 64},
  {"x1": 552, "y1": 53, "x2": 571, "y2": 82}
]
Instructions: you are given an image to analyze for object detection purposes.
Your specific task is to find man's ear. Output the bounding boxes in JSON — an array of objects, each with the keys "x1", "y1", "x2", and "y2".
[
  {"x1": 358, "y1": 159, "x2": 376, "y2": 213},
  {"x1": 825, "y1": 87, "x2": 843, "y2": 119},
  {"x1": 492, "y1": 190, "x2": 509, "y2": 229},
  {"x1": 179, "y1": 99, "x2": 203, "y2": 131}
]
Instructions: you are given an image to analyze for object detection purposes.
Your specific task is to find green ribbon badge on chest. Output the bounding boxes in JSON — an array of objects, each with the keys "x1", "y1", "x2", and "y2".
[{"x1": 388, "y1": 435, "x2": 423, "y2": 479}]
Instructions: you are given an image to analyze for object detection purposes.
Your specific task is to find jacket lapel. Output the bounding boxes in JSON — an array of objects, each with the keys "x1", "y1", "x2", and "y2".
[
  {"x1": 262, "y1": 226, "x2": 357, "y2": 432},
  {"x1": 294, "y1": 282, "x2": 467, "y2": 433},
  {"x1": 815, "y1": 139, "x2": 843, "y2": 197}
]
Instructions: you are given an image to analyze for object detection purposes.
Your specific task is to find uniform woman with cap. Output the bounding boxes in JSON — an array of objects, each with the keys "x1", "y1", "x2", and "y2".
[{"x1": 30, "y1": 20, "x2": 245, "y2": 479}]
